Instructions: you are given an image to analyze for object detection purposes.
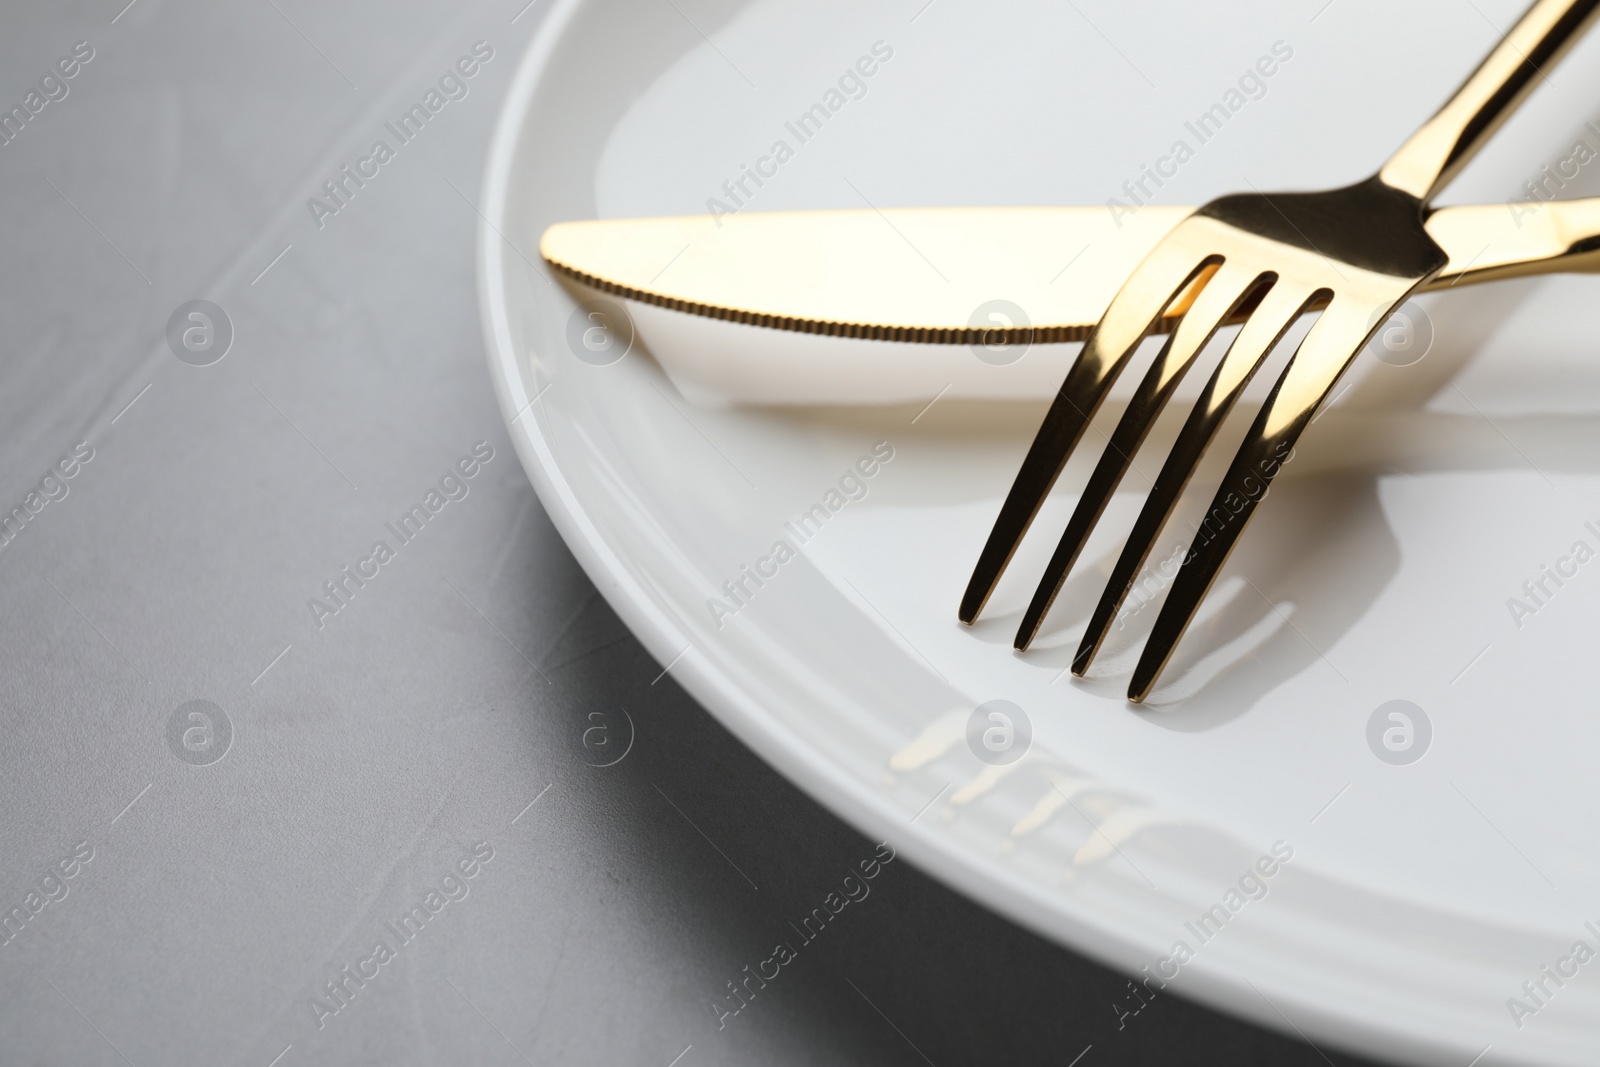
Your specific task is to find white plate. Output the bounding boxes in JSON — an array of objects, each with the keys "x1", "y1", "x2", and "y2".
[{"x1": 479, "y1": 1, "x2": 1600, "y2": 1062}]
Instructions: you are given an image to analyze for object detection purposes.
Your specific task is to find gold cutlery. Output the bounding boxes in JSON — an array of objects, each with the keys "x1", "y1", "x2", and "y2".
[
  {"x1": 959, "y1": 0, "x2": 1600, "y2": 699},
  {"x1": 541, "y1": 0, "x2": 1600, "y2": 699}
]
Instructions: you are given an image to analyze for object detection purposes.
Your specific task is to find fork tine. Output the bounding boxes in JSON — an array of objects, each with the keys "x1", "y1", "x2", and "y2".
[
  {"x1": 1126, "y1": 296, "x2": 1385, "y2": 701},
  {"x1": 1012, "y1": 263, "x2": 1273, "y2": 652},
  {"x1": 1073, "y1": 282, "x2": 1325, "y2": 676},
  {"x1": 959, "y1": 237, "x2": 1222, "y2": 625}
]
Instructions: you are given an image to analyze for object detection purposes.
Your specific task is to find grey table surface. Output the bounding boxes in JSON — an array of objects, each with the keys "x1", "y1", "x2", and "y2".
[{"x1": 0, "y1": 1, "x2": 1390, "y2": 1064}]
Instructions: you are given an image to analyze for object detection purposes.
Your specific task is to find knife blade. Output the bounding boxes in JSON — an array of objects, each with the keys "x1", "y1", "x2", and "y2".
[{"x1": 538, "y1": 202, "x2": 1600, "y2": 404}]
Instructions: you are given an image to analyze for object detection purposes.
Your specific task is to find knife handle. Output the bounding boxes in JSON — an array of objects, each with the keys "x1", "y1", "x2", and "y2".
[{"x1": 1426, "y1": 198, "x2": 1600, "y2": 286}]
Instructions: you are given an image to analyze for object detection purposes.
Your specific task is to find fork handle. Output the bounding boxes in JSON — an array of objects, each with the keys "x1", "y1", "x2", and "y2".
[{"x1": 1380, "y1": 0, "x2": 1600, "y2": 201}]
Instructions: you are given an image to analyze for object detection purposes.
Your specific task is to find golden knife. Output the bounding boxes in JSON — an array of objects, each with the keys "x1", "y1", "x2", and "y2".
[{"x1": 542, "y1": 202, "x2": 1600, "y2": 342}]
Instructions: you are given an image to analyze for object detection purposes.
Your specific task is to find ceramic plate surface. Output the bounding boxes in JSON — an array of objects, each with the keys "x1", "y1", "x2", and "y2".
[{"x1": 480, "y1": 1, "x2": 1600, "y2": 1062}]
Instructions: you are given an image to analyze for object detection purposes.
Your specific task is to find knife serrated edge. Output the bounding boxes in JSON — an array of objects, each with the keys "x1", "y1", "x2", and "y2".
[{"x1": 542, "y1": 255, "x2": 1111, "y2": 344}]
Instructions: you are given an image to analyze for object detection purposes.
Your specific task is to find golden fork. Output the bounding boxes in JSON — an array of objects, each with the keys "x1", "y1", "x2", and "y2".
[{"x1": 961, "y1": 0, "x2": 1600, "y2": 701}]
